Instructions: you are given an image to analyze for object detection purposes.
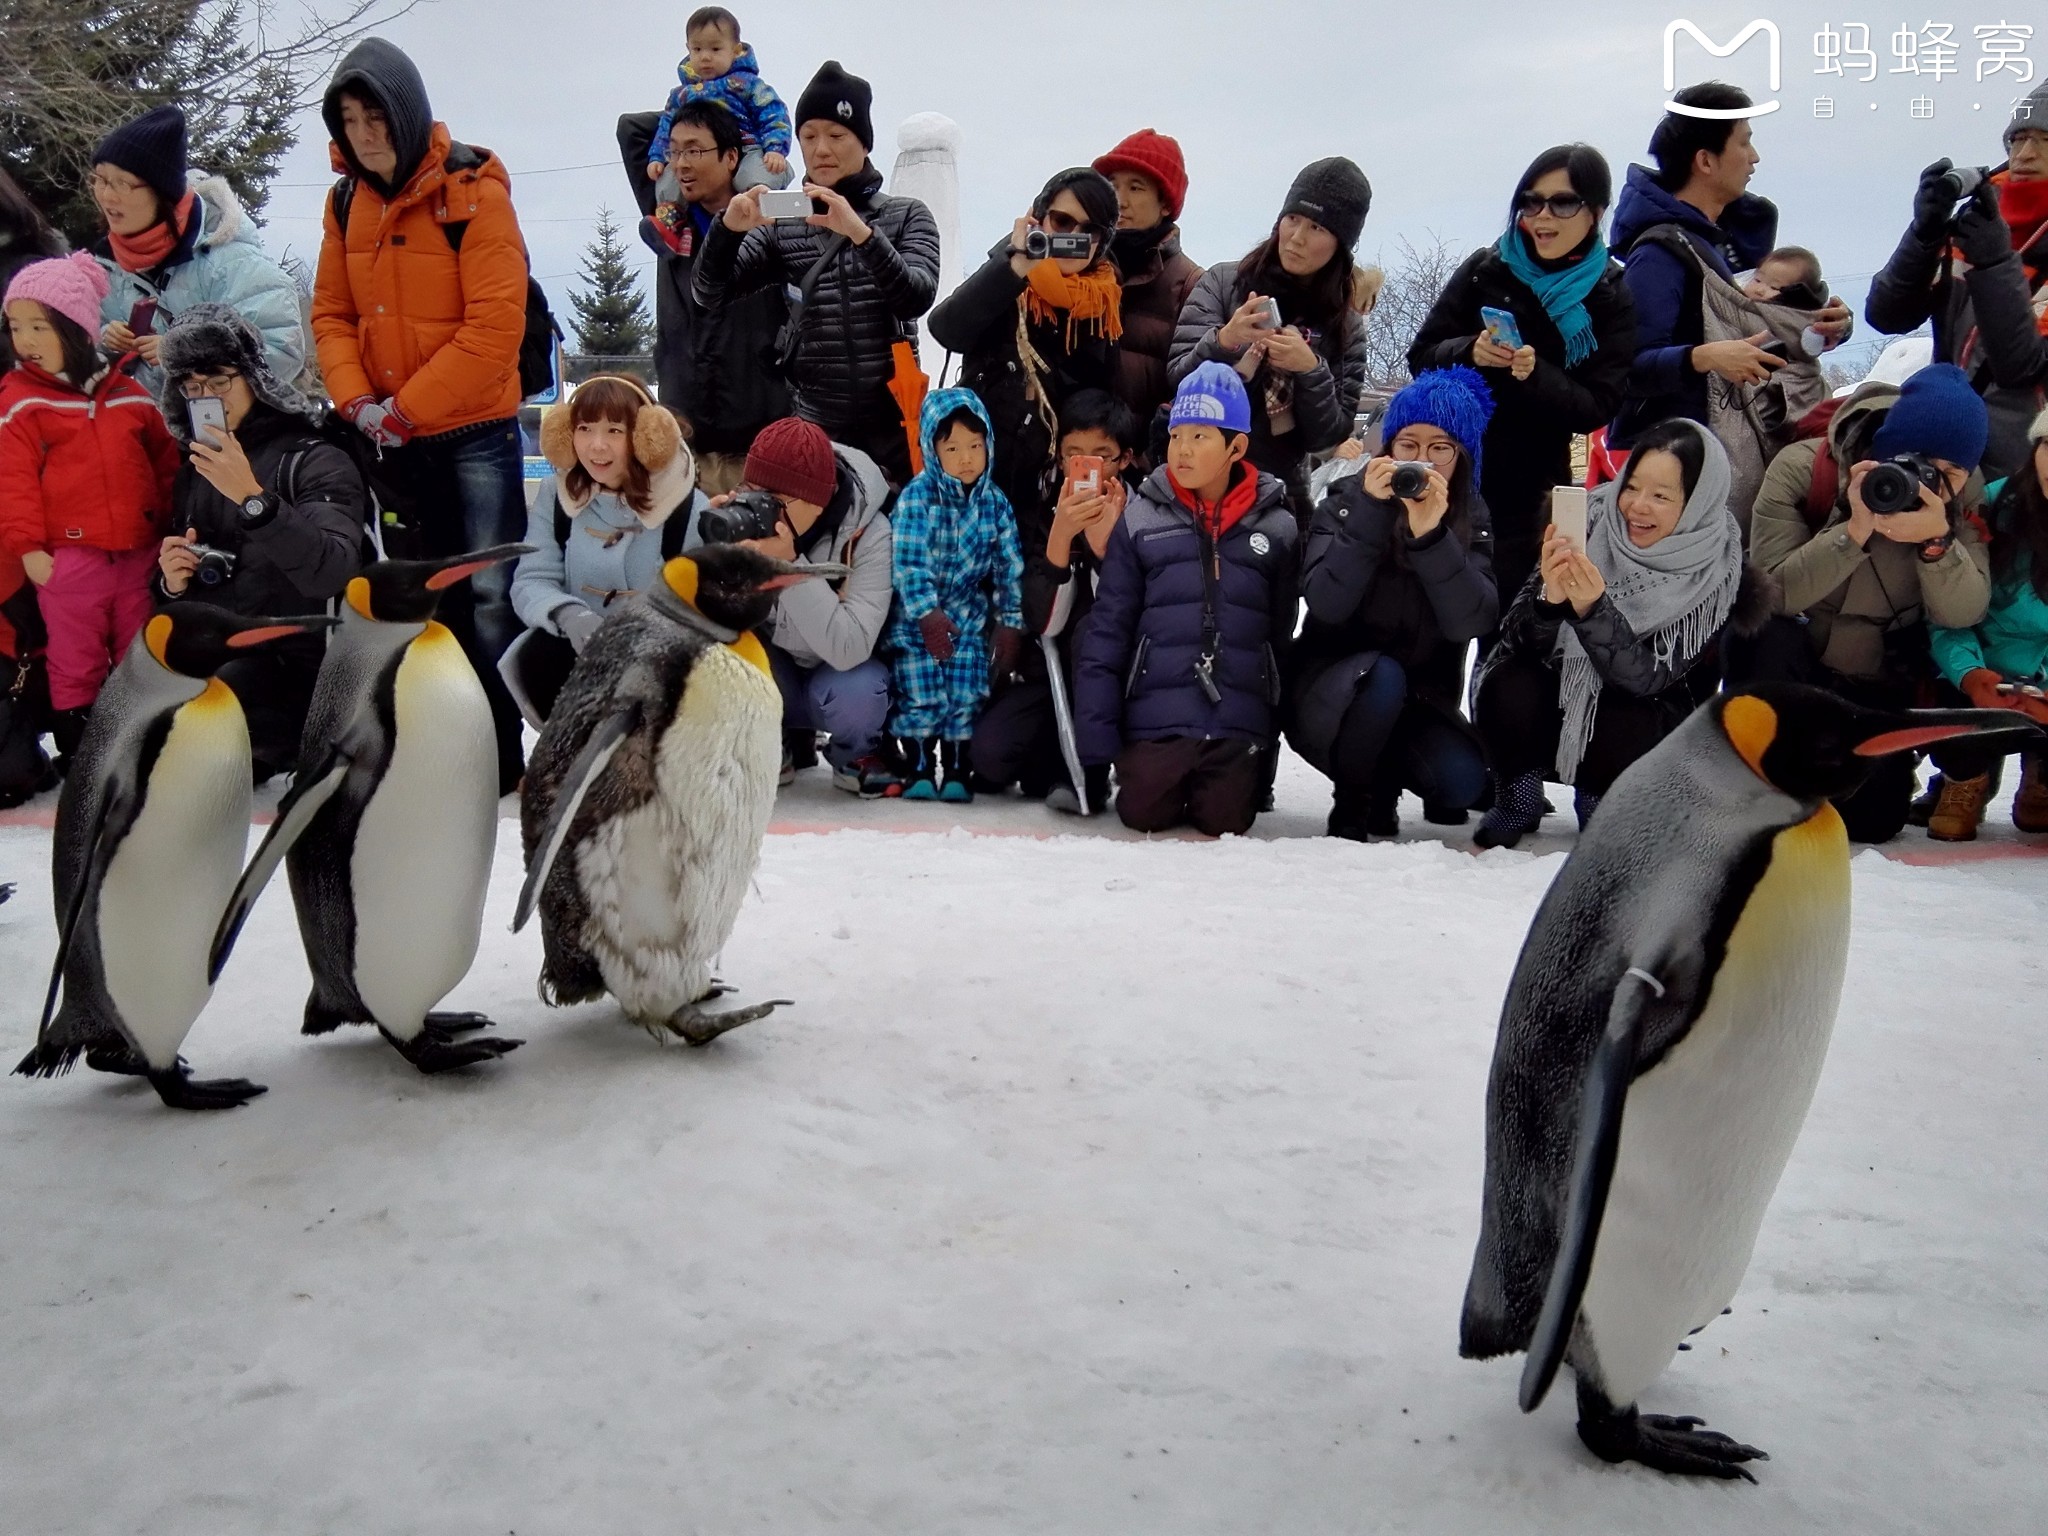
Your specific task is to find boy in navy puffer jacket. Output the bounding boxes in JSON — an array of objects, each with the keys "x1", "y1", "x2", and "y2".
[{"x1": 1075, "y1": 362, "x2": 1298, "y2": 835}]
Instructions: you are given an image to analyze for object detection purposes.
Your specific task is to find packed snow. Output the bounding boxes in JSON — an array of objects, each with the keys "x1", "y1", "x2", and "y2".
[{"x1": 2, "y1": 755, "x2": 2044, "y2": 1533}]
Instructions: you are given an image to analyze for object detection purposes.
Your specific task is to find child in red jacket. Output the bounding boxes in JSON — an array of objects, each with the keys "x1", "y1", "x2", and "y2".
[{"x1": 0, "y1": 253, "x2": 178, "y2": 754}]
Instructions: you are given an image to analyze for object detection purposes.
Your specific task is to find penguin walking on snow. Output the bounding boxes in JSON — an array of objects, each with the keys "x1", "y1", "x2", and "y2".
[
  {"x1": 210, "y1": 547, "x2": 531, "y2": 1072},
  {"x1": 16, "y1": 604, "x2": 333, "y2": 1109},
  {"x1": 515, "y1": 544, "x2": 844, "y2": 1044},
  {"x1": 1462, "y1": 681, "x2": 2039, "y2": 1480}
]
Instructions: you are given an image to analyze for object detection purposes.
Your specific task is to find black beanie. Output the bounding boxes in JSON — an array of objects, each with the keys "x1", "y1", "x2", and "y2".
[
  {"x1": 1279, "y1": 156, "x2": 1372, "y2": 252},
  {"x1": 1032, "y1": 168, "x2": 1120, "y2": 235},
  {"x1": 92, "y1": 106, "x2": 188, "y2": 212},
  {"x1": 794, "y1": 60, "x2": 875, "y2": 152}
]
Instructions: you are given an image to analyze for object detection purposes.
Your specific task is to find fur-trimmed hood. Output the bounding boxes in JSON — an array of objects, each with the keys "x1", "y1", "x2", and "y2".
[{"x1": 1729, "y1": 561, "x2": 1779, "y2": 637}]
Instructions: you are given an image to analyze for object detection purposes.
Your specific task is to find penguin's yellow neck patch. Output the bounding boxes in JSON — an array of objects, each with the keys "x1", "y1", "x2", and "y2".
[
  {"x1": 345, "y1": 576, "x2": 374, "y2": 620},
  {"x1": 143, "y1": 613, "x2": 174, "y2": 668},
  {"x1": 726, "y1": 630, "x2": 770, "y2": 676},
  {"x1": 1722, "y1": 695, "x2": 1778, "y2": 782},
  {"x1": 663, "y1": 556, "x2": 700, "y2": 608}
]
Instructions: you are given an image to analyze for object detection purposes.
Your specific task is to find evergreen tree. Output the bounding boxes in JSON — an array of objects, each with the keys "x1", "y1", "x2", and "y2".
[{"x1": 568, "y1": 207, "x2": 653, "y2": 357}]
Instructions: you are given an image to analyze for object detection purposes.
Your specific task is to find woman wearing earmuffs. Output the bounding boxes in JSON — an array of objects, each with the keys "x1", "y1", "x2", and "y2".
[{"x1": 504, "y1": 374, "x2": 700, "y2": 724}]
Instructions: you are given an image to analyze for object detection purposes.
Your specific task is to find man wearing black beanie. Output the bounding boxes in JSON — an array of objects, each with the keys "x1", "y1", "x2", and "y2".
[{"x1": 694, "y1": 60, "x2": 942, "y2": 485}]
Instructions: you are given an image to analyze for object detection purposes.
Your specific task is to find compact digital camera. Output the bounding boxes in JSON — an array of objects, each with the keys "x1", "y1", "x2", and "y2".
[
  {"x1": 1389, "y1": 461, "x2": 1434, "y2": 500},
  {"x1": 188, "y1": 544, "x2": 238, "y2": 586}
]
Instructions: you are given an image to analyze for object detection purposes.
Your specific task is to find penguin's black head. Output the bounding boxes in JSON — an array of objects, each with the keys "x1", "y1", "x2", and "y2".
[
  {"x1": 143, "y1": 604, "x2": 337, "y2": 680},
  {"x1": 660, "y1": 547, "x2": 851, "y2": 634},
  {"x1": 344, "y1": 545, "x2": 535, "y2": 624},
  {"x1": 1716, "y1": 682, "x2": 2043, "y2": 802}
]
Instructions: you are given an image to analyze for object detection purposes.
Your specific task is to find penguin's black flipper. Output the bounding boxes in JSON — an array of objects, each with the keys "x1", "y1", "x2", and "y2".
[
  {"x1": 1519, "y1": 966, "x2": 1666, "y2": 1414},
  {"x1": 513, "y1": 702, "x2": 640, "y2": 934},
  {"x1": 209, "y1": 748, "x2": 354, "y2": 982}
]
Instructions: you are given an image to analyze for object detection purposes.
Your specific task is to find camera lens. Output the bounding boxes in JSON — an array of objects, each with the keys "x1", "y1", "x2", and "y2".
[
  {"x1": 1389, "y1": 462, "x2": 1431, "y2": 500},
  {"x1": 1860, "y1": 457, "x2": 1940, "y2": 516},
  {"x1": 1938, "y1": 165, "x2": 1983, "y2": 201}
]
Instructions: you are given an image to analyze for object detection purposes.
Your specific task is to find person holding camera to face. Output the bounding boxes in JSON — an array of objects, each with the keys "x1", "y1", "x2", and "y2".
[
  {"x1": 153, "y1": 304, "x2": 370, "y2": 780},
  {"x1": 1746, "y1": 366, "x2": 1995, "y2": 843},
  {"x1": 1866, "y1": 81, "x2": 2048, "y2": 483},
  {"x1": 700, "y1": 416, "x2": 896, "y2": 790}
]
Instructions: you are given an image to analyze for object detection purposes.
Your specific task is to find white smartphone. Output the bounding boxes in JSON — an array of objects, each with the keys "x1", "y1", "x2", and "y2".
[
  {"x1": 1550, "y1": 486, "x2": 1588, "y2": 553},
  {"x1": 758, "y1": 187, "x2": 814, "y2": 221},
  {"x1": 186, "y1": 395, "x2": 227, "y2": 446}
]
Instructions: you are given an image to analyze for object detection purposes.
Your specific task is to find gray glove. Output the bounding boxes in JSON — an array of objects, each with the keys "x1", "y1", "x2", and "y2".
[{"x1": 556, "y1": 603, "x2": 605, "y2": 653}]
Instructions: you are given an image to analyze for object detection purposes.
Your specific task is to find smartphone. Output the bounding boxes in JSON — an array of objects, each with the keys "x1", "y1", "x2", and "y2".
[
  {"x1": 1065, "y1": 454, "x2": 1104, "y2": 498},
  {"x1": 1550, "y1": 486, "x2": 1588, "y2": 553},
  {"x1": 1479, "y1": 305, "x2": 1524, "y2": 351},
  {"x1": 1255, "y1": 296, "x2": 1282, "y2": 330},
  {"x1": 1758, "y1": 338, "x2": 1795, "y2": 362},
  {"x1": 758, "y1": 187, "x2": 814, "y2": 220},
  {"x1": 186, "y1": 395, "x2": 227, "y2": 446},
  {"x1": 127, "y1": 298, "x2": 159, "y2": 335},
  {"x1": 1996, "y1": 681, "x2": 2047, "y2": 699}
]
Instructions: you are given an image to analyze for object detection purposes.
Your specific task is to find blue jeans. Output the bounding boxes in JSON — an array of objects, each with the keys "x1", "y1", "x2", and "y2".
[
  {"x1": 770, "y1": 649, "x2": 890, "y2": 770},
  {"x1": 375, "y1": 419, "x2": 529, "y2": 788}
]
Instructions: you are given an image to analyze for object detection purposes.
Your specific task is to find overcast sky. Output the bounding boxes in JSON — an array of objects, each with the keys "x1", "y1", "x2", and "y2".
[{"x1": 259, "y1": 0, "x2": 2042, "y2": 358}]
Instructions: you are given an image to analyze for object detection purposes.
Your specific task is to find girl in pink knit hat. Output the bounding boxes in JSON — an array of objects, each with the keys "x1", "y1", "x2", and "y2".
[{"x1": 0, "y1": 252, "x2": 179, "y2": 765}]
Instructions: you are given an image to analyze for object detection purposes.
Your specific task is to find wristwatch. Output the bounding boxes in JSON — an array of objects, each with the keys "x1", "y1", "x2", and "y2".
[{"x1": 239, "y1": 491, "x2": 278, "y2": 528}]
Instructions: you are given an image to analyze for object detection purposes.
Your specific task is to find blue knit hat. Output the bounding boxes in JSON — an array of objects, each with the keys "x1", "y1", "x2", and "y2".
[
  {"x1": 1870, "y1": 363, "x2": 1989, "y2": 472},
  {"x1": 1170, "y1": 361, "x2": 1252, "y2": 435},
  {"x1": 1382, "y1": 366, "x2": 1496, "y2": 477}
]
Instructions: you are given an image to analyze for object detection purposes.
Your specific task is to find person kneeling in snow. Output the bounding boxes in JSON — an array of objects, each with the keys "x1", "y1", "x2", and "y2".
[
  {"x1": 1075, "y1": 361, "x2": 1298, "y2": 836},
  {"x1": 873, "y1": 390, "x2": 1024, "y2": 801}
]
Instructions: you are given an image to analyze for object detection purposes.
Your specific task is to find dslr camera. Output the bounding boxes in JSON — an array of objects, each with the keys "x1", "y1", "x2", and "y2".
[
  {"x1": 697, "y1": 488, "x2": 787, "y2": 546},
  {"x1": 1861, "y1": 453, "x2": 1948, "y2": 516},
  {"x1": 1939, "y1": 164, "x2": 1987, "y2": 204},
  {"x1": 187, "y1": 544, "x2": 237, "y2": 587},
  {"x1": 1023, "y1": 227, "x2": 1094, "y2": 262},
  {"x1": 1388, "y1": 461, "x2": 1434, "y2": 500}
]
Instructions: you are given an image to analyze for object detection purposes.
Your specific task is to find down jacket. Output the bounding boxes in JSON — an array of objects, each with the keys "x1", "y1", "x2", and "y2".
[
  {"x1": 1167, "y1": 259, "x2": 1368, "y2": 515},
  {"x1": 96, "y1": 172, "x2": 307, "y2": 400},
  {"x1": 0, "y1": 362, "x2": 178, "y2": 558},
  {"x1": 1074, "y1": 462, "x2": 1298, "y2": 763},
  {"x1": 762, "y1": 442, "x2": 897, "y2": 674},
  {"x1": 692, "y1": 162, "x2": 941, "y2": 434},
  {"x1": 1107, "y1": 224, "x2": 1204, "y2": 438}
]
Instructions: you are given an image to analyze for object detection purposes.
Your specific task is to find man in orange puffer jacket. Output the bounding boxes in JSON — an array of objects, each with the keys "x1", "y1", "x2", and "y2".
[{"x1": 312, "y1": 37, "x2": 533, "y2": 792}]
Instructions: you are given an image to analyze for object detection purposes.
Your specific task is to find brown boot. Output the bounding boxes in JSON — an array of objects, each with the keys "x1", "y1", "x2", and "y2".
[
  {"x1": 2012, "y1": 754, "x2": 2048, "y2": 835},
  {"x1": 1927, "y1": 771, "x2": 1992, "y2": 842}
]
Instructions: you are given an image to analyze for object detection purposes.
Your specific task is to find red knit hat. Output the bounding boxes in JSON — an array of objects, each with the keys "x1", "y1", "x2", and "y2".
[
  {"x1": 743, "y1": 416, "x2": 837, "y2": 506},
  {"x1": 1093, "y1": 129, "x2": 1189, "y2": 221}
]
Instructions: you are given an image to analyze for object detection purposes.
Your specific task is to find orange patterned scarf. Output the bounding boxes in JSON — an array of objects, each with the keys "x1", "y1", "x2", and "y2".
[{"x1": 1022, "y1": 259, "x2": 1124, "y2": 348}]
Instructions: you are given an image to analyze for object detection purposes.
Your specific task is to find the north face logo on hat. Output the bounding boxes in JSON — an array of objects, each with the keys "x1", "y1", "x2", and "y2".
[
  {"x1": 836, "y1": 99, "x2": 853, "y2": 120},
  {"x1": 1176, "y1": 392, "x2": 1227, "y2": 421}
]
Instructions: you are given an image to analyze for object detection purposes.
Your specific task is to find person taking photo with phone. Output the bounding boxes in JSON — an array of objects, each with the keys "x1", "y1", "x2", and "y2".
[
  {"x1": 1409, "y1": 145, "x2": 1636, "y2": 628},
  {"x1": 1288, "y1": 367, "x2": 1501, "y2": 842},
  {"x1": 152, "y1": 305, "x2": 371, "y2": 781},
  {"x1": 1473, "y1": 418, "x2": 1765, "y2": 848},
  {"x1": 1865, "y1": 80, "x2": 2048, "y2": 483}
]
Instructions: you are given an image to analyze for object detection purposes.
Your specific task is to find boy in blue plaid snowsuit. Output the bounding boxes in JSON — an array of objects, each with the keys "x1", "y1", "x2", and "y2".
[{"x1": 882, "y1": 388, "x2": 1025, "y2": 801}]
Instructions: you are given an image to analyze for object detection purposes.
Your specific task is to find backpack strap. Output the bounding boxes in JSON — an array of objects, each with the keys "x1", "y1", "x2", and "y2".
[
  {"x1": 1803, "y1": 443, "x2": 1840, "y2": 530},
  {"x1": 330, "y1": 176, "x2": 356, "y2": 233}
]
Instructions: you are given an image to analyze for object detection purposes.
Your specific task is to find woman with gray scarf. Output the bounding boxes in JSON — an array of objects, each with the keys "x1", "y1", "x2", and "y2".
[{"x1": 1473, "y1": 417, "x2": 1772, "y2": 847}]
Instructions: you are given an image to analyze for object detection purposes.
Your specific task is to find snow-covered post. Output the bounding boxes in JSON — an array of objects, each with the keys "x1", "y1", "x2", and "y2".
[{"x1": 890, "y1": 112, "x2": 960, "y2": 378}]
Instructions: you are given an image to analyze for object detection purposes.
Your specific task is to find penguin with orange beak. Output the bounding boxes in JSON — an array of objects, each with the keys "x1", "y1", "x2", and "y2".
[
  {"x1": 1462, "y1": 681, "x2": 2041, "y2": 1481},
  {"x1": 515, "y1": 544, "x2": 846, "y2": 1045},
  {"x1": 16, "y1": 603, "x2": 335, "y2": 1110},
  {"x1": 211, "y1": 546, "x2": 531, "y2": 1073}
]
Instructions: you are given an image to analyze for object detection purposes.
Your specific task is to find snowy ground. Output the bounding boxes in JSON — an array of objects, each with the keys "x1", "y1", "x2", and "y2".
[{"x1": 2, "y1": 753, "x2": 2045, "y2": 1533}]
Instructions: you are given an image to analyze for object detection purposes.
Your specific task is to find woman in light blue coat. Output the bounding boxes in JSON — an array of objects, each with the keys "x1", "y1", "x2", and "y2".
[
  {"x1": 90, "y1": 106, "x2": 306, "y2": 397},
  {"x1": 504, "y1": 375, "x2": 700, "y2": 723}
]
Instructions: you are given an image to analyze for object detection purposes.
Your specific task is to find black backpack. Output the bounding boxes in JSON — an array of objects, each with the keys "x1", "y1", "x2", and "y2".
[{"x1": 331, "y1": 152, "x2": 562, "y2": 401}]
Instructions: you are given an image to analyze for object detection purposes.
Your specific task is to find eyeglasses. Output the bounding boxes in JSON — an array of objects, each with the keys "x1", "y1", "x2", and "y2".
[
  {"x1": 1040, "y1": 209, "x2": 1102, "y2": 241},
  {"x1": 89, "y1": 171, "x2": 149, "y2": 199},
  {"x1": 1389, "y1": 438, "x2": 1461, "y2": 465},
  {"x1": 1516, "y1": 193, "x2": 1590, "y2": 220},
  {"x1": 178, "y1": 373, "x2": 242, "y2": 399},
  {"x1": 671, "y1": 144, "x2": 729, "y2": 162}
]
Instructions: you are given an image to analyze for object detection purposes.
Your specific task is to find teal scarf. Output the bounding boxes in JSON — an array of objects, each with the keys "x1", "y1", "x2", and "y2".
[{"x1": 1494, "y1": 227, "x2": 1608, "y2": 368}]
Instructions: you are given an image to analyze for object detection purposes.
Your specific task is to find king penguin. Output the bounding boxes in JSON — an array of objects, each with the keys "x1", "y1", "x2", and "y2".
[
  {"x1": 514, "y1": 544, "x2": 844, "y2": 1044},
  {"x1": 210, "y1": 546, "x2": 531, "y2": 1072},
  {"x1": 16, "y1": 604, "x2": 333, "y2": 1109},
  {"x1": 1461, "y1": 681, "x2": 2040, "y2": 1479}
]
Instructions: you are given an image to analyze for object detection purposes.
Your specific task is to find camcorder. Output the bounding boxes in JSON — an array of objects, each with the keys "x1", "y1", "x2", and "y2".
[
  {"x1": 186, "y1": 544, "x2": 238, "y2": 587},
  {"x1": 1389, "y1": 461, "x2": 1434, "y2": 500},
  {"x1": 1023, "y1": 227, "x2": 1094, "y2": 262},
  {"x1": 1861, "y1": 453, "x2": 1948, "y2": 516},
  {"x1": 698, "y1": 489, "x2": 786, "y2": 546}
]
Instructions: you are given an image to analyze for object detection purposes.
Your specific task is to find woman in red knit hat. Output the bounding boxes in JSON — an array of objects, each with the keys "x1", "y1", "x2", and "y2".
[{"x1": 1093, "y1": 130, "x2": 1205, "y2": 455}]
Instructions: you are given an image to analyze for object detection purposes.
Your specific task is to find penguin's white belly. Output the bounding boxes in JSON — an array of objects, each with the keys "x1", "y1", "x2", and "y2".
[
  {"x1": 1579, "y1": 806, "x2": 1852, "y2": 1405},
  {"x1": 350, "y1": 625, "x2": 497, "y2": 1036},
  {"x1": 576, "y1": 644, "x2": 780, "y2": 1023},
  {"x1": 99, "y1": 684, "x2": 252, "y2": 1069}
]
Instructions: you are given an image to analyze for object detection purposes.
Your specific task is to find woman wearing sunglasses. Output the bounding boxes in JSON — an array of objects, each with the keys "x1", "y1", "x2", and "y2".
[{"x1": 1409, "y1": 144, "x2": 1637, "y2": 634}]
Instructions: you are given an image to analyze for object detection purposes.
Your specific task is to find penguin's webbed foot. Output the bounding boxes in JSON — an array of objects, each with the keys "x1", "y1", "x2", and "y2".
[
  {"x1": 421, "y1": 1011, "x2": 498, "y2": 1041},
  {"x1": 380, "y1": 1025, "x2": 523, "y2": 1074},
  {"x1": 665, "y1": 996, "x2": 791, "y2": 1048},
  {"x1": 1575, "y1": 1380, "x2": 1767, "y2": 1482},
  {"x1": 149, "y1": 1065, "x2": 268, "y2": 1111}
]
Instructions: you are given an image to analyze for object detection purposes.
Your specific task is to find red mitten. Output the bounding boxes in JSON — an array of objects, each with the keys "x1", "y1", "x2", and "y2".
[
  {"x1": 991, "y1": 625, "x2": 1025, "y2": 679},
  {"x1": 919, "y1": 609, "x2": 958, "y2": 663}
]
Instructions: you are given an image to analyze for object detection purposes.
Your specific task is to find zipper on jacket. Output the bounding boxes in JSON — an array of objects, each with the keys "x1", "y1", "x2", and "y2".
[{"x1": 1194, "y1": 518, "x2": 1224, "y2": 706}]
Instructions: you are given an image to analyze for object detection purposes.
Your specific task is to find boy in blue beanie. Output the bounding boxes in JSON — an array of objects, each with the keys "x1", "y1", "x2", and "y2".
[{"x1": 1072, "y1": 362, "x2": 1301, "y2": 835}]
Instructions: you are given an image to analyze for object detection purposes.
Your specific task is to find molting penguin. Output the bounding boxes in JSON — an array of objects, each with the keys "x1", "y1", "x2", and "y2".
[
  {"x1": 514, "y1": 544, "x2": 845, "y2": 1045},
  {"x1": 17, "y1": 604, "x2": 333, "y2": 1109},
  {"x1": 1461, "y1": 681, "x2": 2040, "y2": 1479},
  {"x1": 210, "y1": 546, "x2": 531, "y2": 1072}
]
